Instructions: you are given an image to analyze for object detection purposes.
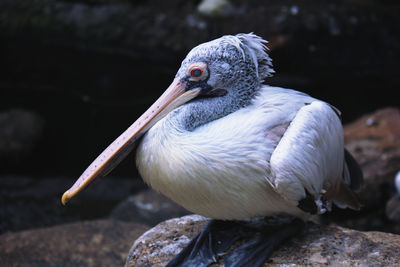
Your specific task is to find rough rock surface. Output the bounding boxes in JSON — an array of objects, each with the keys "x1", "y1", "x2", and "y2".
[
  {"x1": 110, "y1": 189, "x2": 190, "y2": 226},
  {"x1": 0, "y1": 219, "x2": 149, "y2": 267},
  {"x1": 127, "y1": 214, "x2": 400, "y2": 267},
  {"x1": 126, "y1": 215, "x2": 206, "y2": 266}
]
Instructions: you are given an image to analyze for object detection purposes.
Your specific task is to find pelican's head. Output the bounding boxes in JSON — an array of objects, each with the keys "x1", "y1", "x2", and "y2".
[
  {"x1": 61, "y1": 33, "x2": 273, "y2": 204},
  {"x1": 175, "y1": 33, "x2": 274, "y2": 99}
]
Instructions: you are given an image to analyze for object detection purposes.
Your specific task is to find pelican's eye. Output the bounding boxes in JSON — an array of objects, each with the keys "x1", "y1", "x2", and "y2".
[
  {"x1": 187, "y1": 63, "x2": 208, "y2": 82},
  {"x1": 191, "y1": 68, "x2": 202, "y2": 78}
]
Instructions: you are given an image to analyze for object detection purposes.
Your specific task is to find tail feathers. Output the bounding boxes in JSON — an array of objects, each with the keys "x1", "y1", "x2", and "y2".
[
  {"x1": 333, "y1": 180, "x2": 362, "y2": 210},
  {"x1": 328, "y1": 149, "x2": 363, "y2": 210},
  {"x1": 325, "y1": 179, "x2": 362, "y2": 211},
  {"x1": 344, "y1": 149, "x2": 364, "y2": 191}
]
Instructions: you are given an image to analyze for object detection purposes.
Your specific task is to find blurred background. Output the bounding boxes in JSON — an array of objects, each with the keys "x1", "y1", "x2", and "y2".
[{"x1": 1, "y1": 0, "x2": 400, "y2": 265}]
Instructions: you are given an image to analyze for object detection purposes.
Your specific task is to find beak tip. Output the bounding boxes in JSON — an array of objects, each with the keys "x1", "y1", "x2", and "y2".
[{"x1": 61, "y1": 191, "x2": 70, "y2": 205}]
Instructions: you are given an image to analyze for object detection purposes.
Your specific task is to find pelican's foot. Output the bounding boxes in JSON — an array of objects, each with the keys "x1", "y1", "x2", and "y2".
[
  {"x1": 224, "y1": 218, "x2": 305, "y2": 267},
  {"x1": 167, "y1": 217, "x2": 305, "y2": 267},
  {"x1": 166, "y1": 219, "x2": 243, "y2": 267}
]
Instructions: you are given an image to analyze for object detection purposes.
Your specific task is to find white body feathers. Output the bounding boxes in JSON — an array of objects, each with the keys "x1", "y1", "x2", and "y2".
[{"x1": 136, "y1": 86, "x2": 344, "y2": 220}]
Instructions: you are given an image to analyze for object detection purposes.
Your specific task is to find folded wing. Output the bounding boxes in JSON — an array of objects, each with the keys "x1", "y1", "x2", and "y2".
[{"x1": 269, "y1": 101, "x2": 362, "y2": 214}]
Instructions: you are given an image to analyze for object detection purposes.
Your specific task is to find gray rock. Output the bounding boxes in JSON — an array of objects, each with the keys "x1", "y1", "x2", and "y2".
[
  {"x1": 127, "y1": 214, "x2": 400, "y2": 267},
  {"x1": 0, "y1": 219, "x2": 149, "y2": 267},
  {"x1": 111, "y1": 190, "x2": 190, "y2": 226},
  {"x1": 126, "y1": 215, "x2": 206, "y2": 267}
]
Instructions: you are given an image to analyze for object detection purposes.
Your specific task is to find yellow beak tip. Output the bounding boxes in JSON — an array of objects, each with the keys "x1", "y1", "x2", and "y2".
[{"x1": 61, "y1": 191, "x2": 71, "y2": 205}]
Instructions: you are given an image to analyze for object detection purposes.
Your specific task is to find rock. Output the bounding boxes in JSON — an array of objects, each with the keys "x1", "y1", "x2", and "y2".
[
  {"x1": 110, "y1": 190, "x2": 190, "y2": 226},
  {"x1": 0, "y1": 109, "x2": 44, "y2": 167},
  {"x1": 344, "y1": 107, "x2": 400, "y2": 209},
  {"x1": 127, "y1": 214, "x2": 400, "y2": 266},
  {"x1": 0, "y1": 219, "x2": 149, "y2": 267},
  {"x1": 126, "y1": 215, "x2": 207, "y2": 266}
]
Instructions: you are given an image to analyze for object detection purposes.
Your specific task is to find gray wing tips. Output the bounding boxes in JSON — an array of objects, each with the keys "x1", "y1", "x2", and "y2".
[
  {"x1": 344, "y1": 148, "x2": 364, "y2": 191},
  {"x1": 331, "y1": 149, "x2": 363, "y2": 211}
]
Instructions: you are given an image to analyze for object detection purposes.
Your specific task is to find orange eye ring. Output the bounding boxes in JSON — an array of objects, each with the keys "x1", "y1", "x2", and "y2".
[
  {"x1": 190, "y1": 68, "x2": 203, "y2": 78},
  {"x1": 187, "y1": 62, "x2": 208, "y2": 81}
]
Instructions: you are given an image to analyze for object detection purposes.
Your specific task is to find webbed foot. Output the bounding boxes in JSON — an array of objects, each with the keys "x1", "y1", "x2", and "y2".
[
  {"x1": 167, "y1": 217, "x2": 305, "y2": 267},
  {"x1": 224, "y1": 218, "x2": 305, "y2": 267},
  {"x1": 167, "y1": 219, "x2": 243, "y2": 266}
]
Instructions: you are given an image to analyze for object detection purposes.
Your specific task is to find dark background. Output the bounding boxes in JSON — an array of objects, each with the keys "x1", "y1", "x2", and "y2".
[{"x1": 1, "y1": 0, "x2": 399, "y2": 233}]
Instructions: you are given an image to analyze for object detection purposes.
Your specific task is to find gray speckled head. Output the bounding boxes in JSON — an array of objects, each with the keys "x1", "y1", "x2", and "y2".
[
  {"x1": 177, "y1": 33, "x2": 274, "y2": 90},
  {"x1": 168, "y1": 33, "x2": 275, "y2": 131}
]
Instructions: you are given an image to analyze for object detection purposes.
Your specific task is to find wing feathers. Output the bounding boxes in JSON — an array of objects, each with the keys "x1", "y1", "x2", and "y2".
[
  {"x1": 328, "y1": 149, "x2": 363, "y2": 210},
  {"x1": 344, "y1": 149, "x2": 364, "y2": 191},
  {"x1": 269, "y1": 100, "x2": 363, "y2": 213},
  {"x1": 333, "y1": 180, "x2": 362, "y2": 210},
  {"x1": 270, "y1": 101, "x2": 343, "y2": 205}
]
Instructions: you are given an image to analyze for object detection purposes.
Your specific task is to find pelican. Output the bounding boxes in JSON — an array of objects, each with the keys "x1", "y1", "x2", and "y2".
[{"x1": 62, "y1": 33, "x2": 363, "y2": 266}]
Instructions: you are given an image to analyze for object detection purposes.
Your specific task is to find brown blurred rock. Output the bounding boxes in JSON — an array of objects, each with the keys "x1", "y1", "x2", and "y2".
[
  {"x1": 344, "y1": 107, "x2": 400, "y2": 209},
  {"x1": 127, "y1": 214, "x2": 400, "y2": 267},
  {"x1": 110, "y1": 189, "x2": 190, "y2": 226},
  {"x1": 0, "y1": 219, "x2": 149, "y2": 267}
]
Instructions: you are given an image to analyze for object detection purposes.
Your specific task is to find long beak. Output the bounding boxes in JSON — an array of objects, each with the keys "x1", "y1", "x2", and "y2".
[{"x1": 61, "y1": 78, "x2": 200, "y2": 205}]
